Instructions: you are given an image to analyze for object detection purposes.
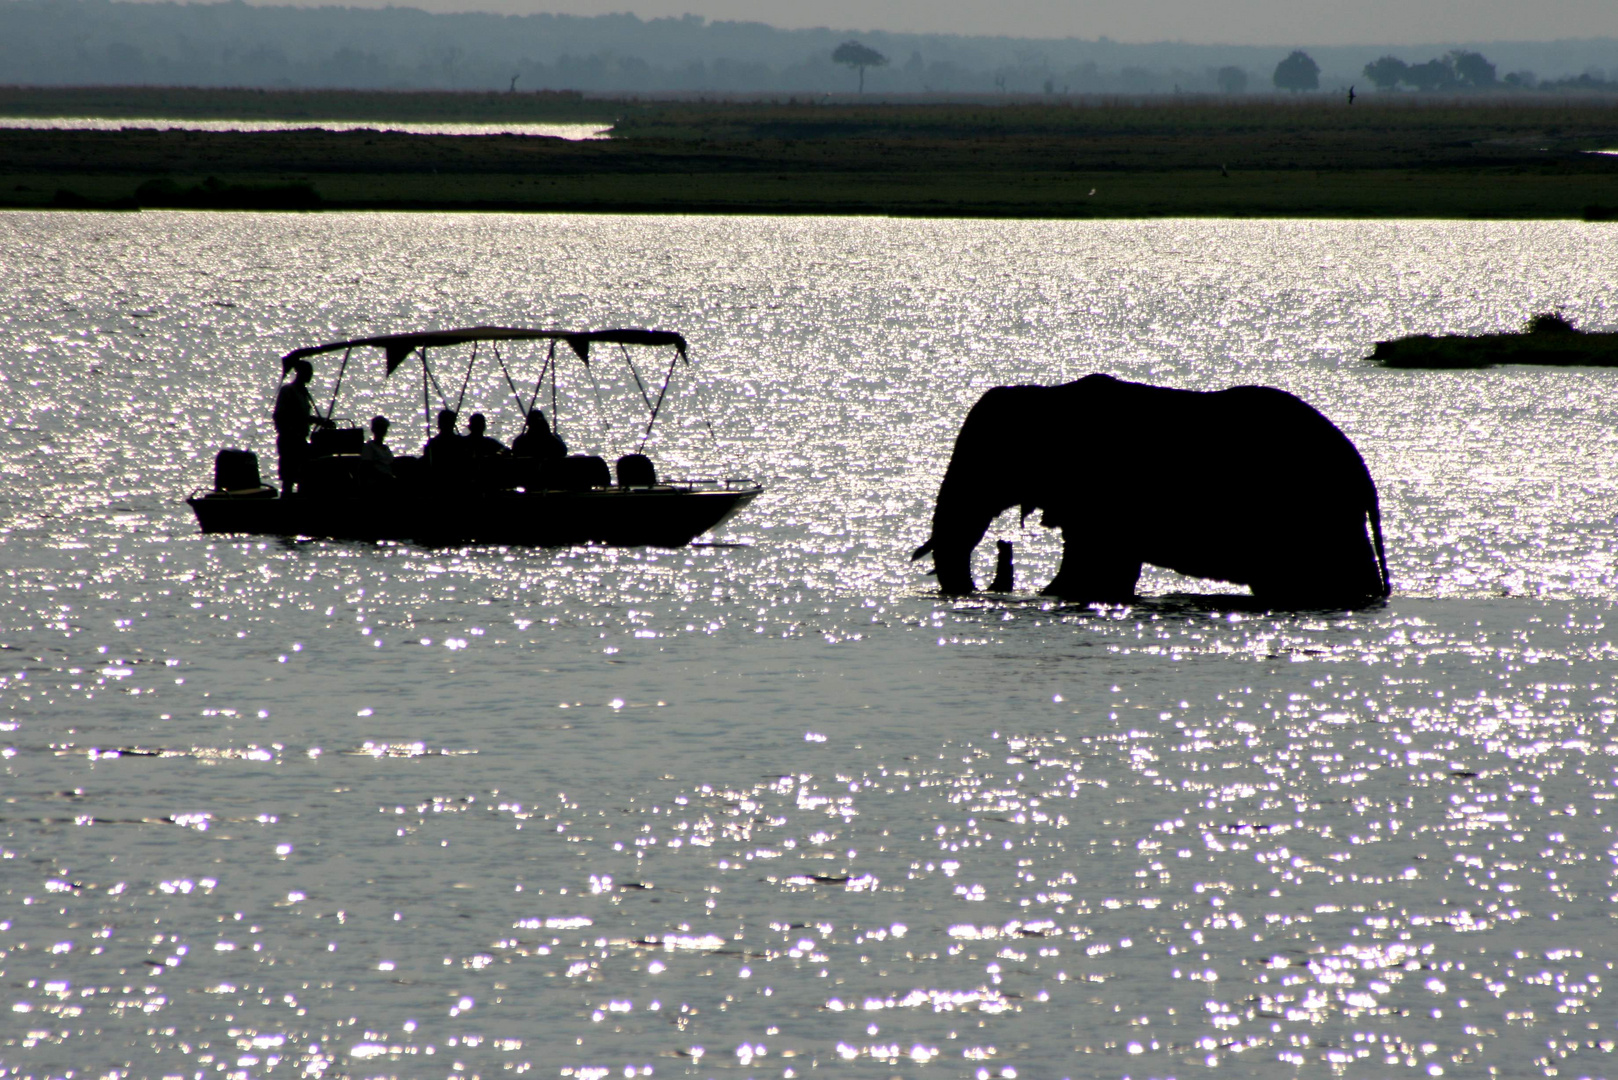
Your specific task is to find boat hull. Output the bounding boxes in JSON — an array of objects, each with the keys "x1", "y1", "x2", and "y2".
[{"x1": 188, "y1": 484, "x2": 760, "y2": 547}]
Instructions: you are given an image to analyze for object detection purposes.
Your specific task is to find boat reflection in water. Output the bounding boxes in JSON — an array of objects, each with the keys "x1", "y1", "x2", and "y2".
[{"x1": 188, "y1": 327, "x2": 761, "y2": 546}]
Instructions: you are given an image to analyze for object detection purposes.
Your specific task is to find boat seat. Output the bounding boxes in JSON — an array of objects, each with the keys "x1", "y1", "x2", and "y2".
[
  {"x1": 615, "y1": 453, "x2": 656, "y2": 487},
  {"x1": 557, "y1": 454, "x2": 612, "y2": 490}
]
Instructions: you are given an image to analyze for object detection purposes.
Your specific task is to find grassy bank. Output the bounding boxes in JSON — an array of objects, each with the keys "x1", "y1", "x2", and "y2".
[{"x1": 3, "y1": 95, "x2": 1616, "y2": 218}]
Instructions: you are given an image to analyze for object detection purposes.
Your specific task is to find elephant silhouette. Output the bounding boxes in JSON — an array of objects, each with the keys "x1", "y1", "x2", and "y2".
[{"x1": 911, "y1": 374, "x2": 1390, "y2": 608}]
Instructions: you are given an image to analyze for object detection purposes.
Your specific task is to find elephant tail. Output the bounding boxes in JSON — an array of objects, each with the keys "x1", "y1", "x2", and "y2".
[{"x1": 1369, "y1": 501, "x2": 1391, "y2": 598}]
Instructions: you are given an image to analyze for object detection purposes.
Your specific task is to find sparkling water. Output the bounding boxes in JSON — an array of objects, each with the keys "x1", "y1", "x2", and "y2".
[{"x1": 1, "y1": 213, "x2": 1616, "y2": 1079}]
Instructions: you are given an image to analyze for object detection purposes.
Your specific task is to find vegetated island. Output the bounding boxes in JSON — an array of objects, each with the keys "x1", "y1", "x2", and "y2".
[
  {"x1": 1370, "y1": 312, "x2": 1618, "y2": 368},
  {"x1": 5, "y1": 87, "x2": 1618, "y2": 218}
]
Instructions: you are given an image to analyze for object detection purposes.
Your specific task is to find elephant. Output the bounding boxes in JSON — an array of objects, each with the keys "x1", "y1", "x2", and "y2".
[{"x1": 911, "y1": 374, "x2": 1390, "y2": 608}]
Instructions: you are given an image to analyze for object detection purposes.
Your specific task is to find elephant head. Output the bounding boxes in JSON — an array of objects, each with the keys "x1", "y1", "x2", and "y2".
[
  {"x1": 913, "y1": 375, "x2": 1390, "y2": 608},
  {"x1": 911, "y1": 385, "x2": 1046, "y2": 594}
]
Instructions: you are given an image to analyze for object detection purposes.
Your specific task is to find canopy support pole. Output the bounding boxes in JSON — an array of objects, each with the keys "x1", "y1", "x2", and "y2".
[
  {"x1": 326, "y1": 347, "x2": 352, "y2": 420},
  {"x1": 583, "y1": 353, "x2": 611, "y2": 446},
  {"x1": 421, "y1": 349, "x2": 432, "y2": 443},
  {"x1": 453, "y1": 342, "x2": 478, "y2": 416},
  {"x1": 534, "y1": 341, "x2": 556, "y2": 434},
  {"x1": 530, "y1": 342, "x2": 553, "y2": 414},
  {"x1": 493, "y1": 343, "x2": 526, "y2": 421},
  {"x1": 638, "y1": 350, "x2": 682, "y2": 452},
  {"x1": 685, "y1": 355, "x2": 736, "y2": 478},
  {"x1": 620, "y1": 343, "x2": 655, "y2": 413},
  {"x1": 422, "y1": 348, "x2": 451, "y2": 410}
]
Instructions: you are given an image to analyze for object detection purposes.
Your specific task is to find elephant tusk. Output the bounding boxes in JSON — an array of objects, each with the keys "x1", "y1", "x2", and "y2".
[{"x1": 911, "y1": 538, "x2": 935, "y2": 561}]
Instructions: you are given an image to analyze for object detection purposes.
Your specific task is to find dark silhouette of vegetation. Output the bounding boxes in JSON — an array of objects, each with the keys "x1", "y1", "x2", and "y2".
[
  {"x1": 1362, "y1": 50, "x2": 1500, "y2": 92},
  {"x1": 1525, "y1": 311, "x2": 1576, "y2": 335},
  {"x1": 54, "y1": 176, "x2": 319, "y2": 209},
  {"x1": 1215, "y1": 66, "x2": 1248, "y2": 94},
  {"x1": 1452, "y1": 51, "x2": 1497, "y2": 87},
  {"x1": 135, "y1": 176, "x2": 322, "y2": 209},
  {"x1": 832, "y1": 41, "x2": 887, "y2": 93},
  {"x1": 1371, "y1": 312, "x2": 1618, "y2": 369},
  {"x1": 1272, "y1": 51, "x2": 1319, "y2": 92},
  {"x1": 1363, "y1": 56, "x2": 1408, "y2": 90},
  {"x1": 50, "y1": 188, "x2": 138, "y2": 210},
  {"x1": 1405, "y1": 59, "x2": 1455, "y2": 92},
  {"x1": 1540, "y1": 72, "x2": 1618, "y2": 92}
]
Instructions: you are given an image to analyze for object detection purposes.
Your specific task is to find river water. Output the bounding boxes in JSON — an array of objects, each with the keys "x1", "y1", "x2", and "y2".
[{"x1": 1, "y1": 213, "x2": 1616, "y2": 1080}]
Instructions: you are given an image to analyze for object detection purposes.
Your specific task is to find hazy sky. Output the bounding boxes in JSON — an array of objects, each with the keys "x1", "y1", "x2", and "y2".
[{"x1": 249, "y1": 0, "x2": 1617, "y2": 45}]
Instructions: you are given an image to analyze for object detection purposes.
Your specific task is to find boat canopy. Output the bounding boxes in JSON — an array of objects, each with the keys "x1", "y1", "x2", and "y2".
[{"x1": 282, "y1": 327, "x2": 688, "y2": 376}]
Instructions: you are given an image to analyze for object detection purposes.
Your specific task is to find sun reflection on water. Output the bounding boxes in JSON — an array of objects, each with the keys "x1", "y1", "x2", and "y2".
[{"x1": 1, "y1": 214, "x2": 1617, "y2": 1076}]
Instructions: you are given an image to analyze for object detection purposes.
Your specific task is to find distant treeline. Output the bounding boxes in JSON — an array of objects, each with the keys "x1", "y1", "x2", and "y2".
[
  {"x1": 0, "y1": 0, "x2": 1614, "y2": 96},
  {"x1": 1359, "y1": 48, "x2": 1617, "y2": 92}
]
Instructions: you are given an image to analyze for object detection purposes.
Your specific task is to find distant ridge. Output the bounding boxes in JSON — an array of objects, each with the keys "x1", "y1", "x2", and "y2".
[{"x1": 0, "y1": 0, "x2": 1614, "y2": 93}]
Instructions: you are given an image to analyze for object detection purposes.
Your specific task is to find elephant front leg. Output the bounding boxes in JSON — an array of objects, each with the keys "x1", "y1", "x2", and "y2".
[{"x1": 1042, "y1": 531, "x2": 1142, "y2": 603}]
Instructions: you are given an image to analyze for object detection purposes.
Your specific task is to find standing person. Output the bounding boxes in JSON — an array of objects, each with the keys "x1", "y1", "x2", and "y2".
[{"x1": 273, "y1": 359, "x2": 319, "y2": 494}]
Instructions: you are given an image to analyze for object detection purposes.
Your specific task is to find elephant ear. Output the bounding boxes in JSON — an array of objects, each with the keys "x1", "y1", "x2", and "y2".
[{"x1": 911, "y1": 537, "x2": 934, "y2": 561}]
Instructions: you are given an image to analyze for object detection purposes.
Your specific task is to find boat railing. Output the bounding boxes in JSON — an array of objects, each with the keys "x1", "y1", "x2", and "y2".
[
  {"x1": 665, "y1": 477, "x2": 760, "y2": 491},
  {"x1": 194, "y1": 476, "x2": 759, "y2": 497}
]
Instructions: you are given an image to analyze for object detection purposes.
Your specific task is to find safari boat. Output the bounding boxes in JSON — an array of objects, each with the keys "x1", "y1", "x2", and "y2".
[{"x1": 187, "y1": 327, "x2": 761, "y2": 546}]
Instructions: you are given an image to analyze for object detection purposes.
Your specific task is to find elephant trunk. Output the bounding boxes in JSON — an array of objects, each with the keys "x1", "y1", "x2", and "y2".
[
  {"x1": 928, "y1": 536, "x2": 981, "y2": 595},
  {"x1": 912, "y1": 486, "x2": 1008, "y2": 595}
]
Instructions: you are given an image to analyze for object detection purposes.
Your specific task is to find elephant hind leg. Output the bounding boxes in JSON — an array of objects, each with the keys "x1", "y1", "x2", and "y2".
[{"x1": 1043, "y1": 534, "x2": 1141, "y2": 603}]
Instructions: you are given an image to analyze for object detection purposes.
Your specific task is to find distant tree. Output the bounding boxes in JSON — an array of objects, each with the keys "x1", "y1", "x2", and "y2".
[
  {"x1": 1503, "y1": 70, "x2": 1537, "y2": 89},
  {"x1": 1363, "y1": 55, "x2": 1408, "y2": 90},
  {"x1": 1451, "y1": 50, "x2": 1497, "y2": 87},
  {"x1": 1272, "y1": 50, "x2": 1319, "y2": 92},
  {"x1": 1404, "y1": 57, "x2": 1455, "y2": 92},
  {"x1": 832, "y1": 40, "x2": 887, "y2": 93},
  {"x1": 1215, "y1": 65, "x2": 1248, "y2": 94}
]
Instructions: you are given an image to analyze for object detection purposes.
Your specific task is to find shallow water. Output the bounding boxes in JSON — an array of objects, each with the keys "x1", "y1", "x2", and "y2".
[
  {"x1": 0, "y1": 118, "x2": 609, "y2": 138},
  {"x1": 1, "y1": 213, "x2": 1617, "y2": 1079}
]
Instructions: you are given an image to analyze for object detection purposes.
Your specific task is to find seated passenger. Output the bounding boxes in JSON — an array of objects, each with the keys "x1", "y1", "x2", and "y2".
[
  {"x1": 424, "y1": 409, "x2": 467, "y2": 469},
  {"x1": 465, "y1": 412, "x2": 507, "y2": 458},
  {"x1": 511, "y1": 409, "x2": 568, "y2": 463},
  {"x1": 358, "y1": 415, "x2": 395, "y2": 476}
]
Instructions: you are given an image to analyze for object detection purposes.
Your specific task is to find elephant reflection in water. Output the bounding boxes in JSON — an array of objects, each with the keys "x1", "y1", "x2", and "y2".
[{"x1": 912, "y1": 374, "x2": 1390, "y2": 608}]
